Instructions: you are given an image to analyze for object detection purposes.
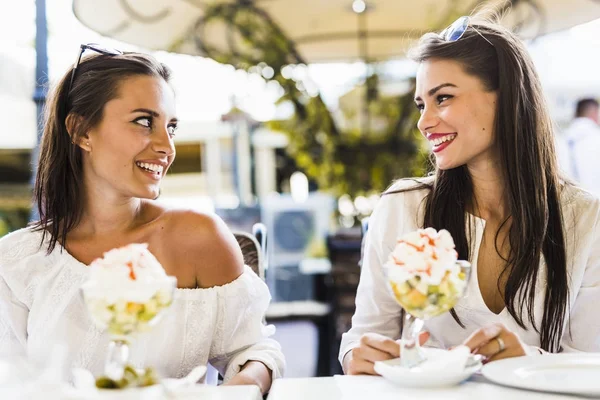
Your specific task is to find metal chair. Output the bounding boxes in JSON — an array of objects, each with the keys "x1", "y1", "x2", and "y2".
[
  {"x1": 252, "y1": 222, "x2": 268, "y2": 273},
  {"x1": 233, "y1": 222, "x2": 268, "y2": 280}
]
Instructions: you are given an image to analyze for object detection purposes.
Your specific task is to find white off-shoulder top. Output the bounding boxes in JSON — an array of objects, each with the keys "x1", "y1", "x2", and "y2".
[{"x1": 0, "y1": 228, "x2": 284, "y2": 382}]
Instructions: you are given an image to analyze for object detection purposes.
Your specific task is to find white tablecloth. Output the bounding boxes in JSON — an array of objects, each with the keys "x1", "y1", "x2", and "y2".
[
  {"x1": 267, "y1": 375, "x2": 582, "y2": 400},
  {"x1": 163, "y1": 384, "x2": 262, "y2": 400},
  {"x1": 0, "y1": 384, "x2": 262, "y2": 400}
]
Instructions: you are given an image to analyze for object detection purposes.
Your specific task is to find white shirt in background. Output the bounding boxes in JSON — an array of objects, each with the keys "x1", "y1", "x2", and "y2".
[
  {"x1": 339, "y1": 178, "x2": 600, "y2": 368},
  {"x1": 558, "y1": 117, "x2": 600, "y2": 196}
]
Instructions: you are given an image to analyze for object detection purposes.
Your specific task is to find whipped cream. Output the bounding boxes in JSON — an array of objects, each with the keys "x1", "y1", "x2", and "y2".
[
  {"x1": 81, "y1": 243, "x2": 175, "y2": 304},
  {"x1": 386, "y1": 228, "x2": 459, "y2": 288}
]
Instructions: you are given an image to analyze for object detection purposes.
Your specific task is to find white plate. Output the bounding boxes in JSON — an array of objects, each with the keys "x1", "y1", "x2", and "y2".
[
  {"x1": 374, "y1": 348, "x2": 480, "y2": 388},
  {"x1": 482, "y1": 353, "x2": 600, "y2": 396}
]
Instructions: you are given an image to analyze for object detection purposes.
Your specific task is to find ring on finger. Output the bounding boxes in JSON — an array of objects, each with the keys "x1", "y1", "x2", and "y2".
[{"x1": 495, "y1": 336, "x2": 506, "y2": 353}]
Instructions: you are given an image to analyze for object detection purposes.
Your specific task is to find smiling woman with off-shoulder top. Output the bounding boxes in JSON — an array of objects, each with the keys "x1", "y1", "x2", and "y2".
[{"x1": 0, "y1": 47, "x2": 283, "y2": 394}]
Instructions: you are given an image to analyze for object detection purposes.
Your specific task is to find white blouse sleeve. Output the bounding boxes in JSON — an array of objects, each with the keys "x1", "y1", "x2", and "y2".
[
  {"x1": 338, "y1": 191, "x2": 405, "y2": 369},
  {"x1": 561, "y1": 201, "x2": 600, "y2": 352},
  {"x1": 0, "y1": 274, "x2": 28, "y2": 354},
  {"x1": 208, "y1": 266, "x2": 285, "y2": 382}
]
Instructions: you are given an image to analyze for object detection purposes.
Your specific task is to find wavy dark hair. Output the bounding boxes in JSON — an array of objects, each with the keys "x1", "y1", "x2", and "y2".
[
  {"x1": 390, "y1": 12, "x2": 568, "y2": 352},
  {"x1": 32, "y1": 51, "x2": 171, "y2": 253}
]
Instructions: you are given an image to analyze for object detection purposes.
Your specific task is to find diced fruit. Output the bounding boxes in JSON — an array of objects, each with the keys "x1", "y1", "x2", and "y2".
[
  {"x1": 439, "y1": 280, "x2": 450, "y2": 294},
  {"x1": 96, "y1": 376, "x2": 119, "y2": 389},
  {"x1": 403, "y1": 289, "x2": 428, "y2": 309},
  {"x1": 389, "y1": 266, "x2": 469, "y2": 318},
  {"x1": 145, "y1": 299, "x2": 158, "y2": 315},
  {"x1": 126, "y1": 302, "x2": 143, "y2": 314},
  {"x1": 392, "y1": 282, "x2": 410, "y2": 296},
  {"x1": 95, "y1": 365, "x2": 158, "y2": 389}
]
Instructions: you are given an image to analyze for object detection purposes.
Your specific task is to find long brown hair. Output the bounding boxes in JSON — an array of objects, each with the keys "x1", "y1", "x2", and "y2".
[
  {"x1": 391, "y1": 12, "x2": 567, "y2": 352},
  {"x1": 32, "y1": 51, "x2": 171, "y2": 253}
]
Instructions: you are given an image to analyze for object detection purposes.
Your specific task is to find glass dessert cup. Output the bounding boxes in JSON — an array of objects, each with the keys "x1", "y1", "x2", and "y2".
[
  {"x1": 81, "y1": 277, "x2": 177, "y2": 383},
  {"x1": 388, "y1": 260, "x2": 471, "y2": 368}
]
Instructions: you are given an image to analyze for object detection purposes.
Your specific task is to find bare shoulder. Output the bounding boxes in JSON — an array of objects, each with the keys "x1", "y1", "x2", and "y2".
[{"x1": 161, "y1": 209, "x2": 244, "y2": 288}]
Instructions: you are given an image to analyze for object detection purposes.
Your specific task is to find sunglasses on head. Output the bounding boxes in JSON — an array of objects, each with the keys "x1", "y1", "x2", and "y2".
[
  {"x1": 65, "y1": 43, "x2": 123, "y2": 100},
  {"x1": 441, "y1": 16, "x2": 494, "y2": 47}
]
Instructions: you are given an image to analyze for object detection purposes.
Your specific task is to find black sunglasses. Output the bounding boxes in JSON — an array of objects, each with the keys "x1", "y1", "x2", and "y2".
[
  {"x1": 65, "y1": 43, "x2": 123, "y2": 99},
  {"x1": 440, "y1": 16, "x2": 494, "y2": 47}
]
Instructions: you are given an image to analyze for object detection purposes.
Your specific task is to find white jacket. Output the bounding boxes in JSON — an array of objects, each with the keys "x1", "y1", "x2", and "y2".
[{"x1": 340, "y1": 178, "x2": 600, "y2": 368}]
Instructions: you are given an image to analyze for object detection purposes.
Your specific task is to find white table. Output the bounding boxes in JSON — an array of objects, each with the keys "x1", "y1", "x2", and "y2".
[
  {"x1": 0, "y1": 384, "x2": 262, "y2": 400},
  {"x1": 170, "y1": 384, "x2": 262, "y2": 400},
  {"x1": 267, "y1": 375, "x2": 582, "y2": 400}
]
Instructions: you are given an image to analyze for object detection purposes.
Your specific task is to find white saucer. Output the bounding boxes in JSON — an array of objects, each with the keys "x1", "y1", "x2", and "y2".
[{"x1": 374, "y1": 348, "x2": 481, "y2": 388}]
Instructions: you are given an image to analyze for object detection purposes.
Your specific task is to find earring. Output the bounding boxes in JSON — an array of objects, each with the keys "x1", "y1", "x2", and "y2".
[{"x1": 86, "y1": 142, "x2": 90, "y2": 146}]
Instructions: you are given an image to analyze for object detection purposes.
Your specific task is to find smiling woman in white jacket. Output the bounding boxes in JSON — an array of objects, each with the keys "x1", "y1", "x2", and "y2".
[
  {"x1": 340, "y1": 11, "x2": 600, "y2": 376},
  {"x1": 340, "y1": 177, "x2": 600, "y2": 373}
]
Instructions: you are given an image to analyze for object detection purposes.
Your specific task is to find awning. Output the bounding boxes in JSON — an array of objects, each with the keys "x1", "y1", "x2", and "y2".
[{"x1": 72, "y1": 0, "x2": 600, "y2": 63}]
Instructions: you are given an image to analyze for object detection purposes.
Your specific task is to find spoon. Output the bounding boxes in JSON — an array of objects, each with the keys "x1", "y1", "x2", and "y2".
[{"x1": 466, "y1": 354, "x2": 484, "y2": 369}]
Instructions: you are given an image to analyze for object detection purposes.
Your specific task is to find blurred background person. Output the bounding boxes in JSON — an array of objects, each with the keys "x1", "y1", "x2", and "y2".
[{"x1": 558, "y1": 98, "x2": 600, "y2": 195}]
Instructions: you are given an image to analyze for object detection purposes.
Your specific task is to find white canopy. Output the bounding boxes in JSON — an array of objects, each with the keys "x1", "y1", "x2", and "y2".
[{"x1": 72, "y1": 0, "x2": 600, "y2": 63}]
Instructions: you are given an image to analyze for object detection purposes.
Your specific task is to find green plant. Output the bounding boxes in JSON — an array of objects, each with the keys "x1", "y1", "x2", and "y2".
[{"x1": 193, "y1": 2, "x2": 432, "y2": 198}]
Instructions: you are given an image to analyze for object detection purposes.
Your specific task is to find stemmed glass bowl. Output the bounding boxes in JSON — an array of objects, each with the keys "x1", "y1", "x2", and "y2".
[
  {"x1": 81, "y1": 262, "x2": 177, "y2": 383},
  {"x1": 383, "y1": 229, "x2": 471, "y2": 368}
]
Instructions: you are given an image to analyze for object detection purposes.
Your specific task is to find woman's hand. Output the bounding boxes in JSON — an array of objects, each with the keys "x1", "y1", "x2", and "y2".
[
  {"x1": 463, "y1": 323, "x2": 535, "y2": 362},
  {"x1": 345, "y1": 331, "x2": 430, "y2": 375},
  {"x1": 225, "y1": 361, "x2": 272, "y2": 394}
]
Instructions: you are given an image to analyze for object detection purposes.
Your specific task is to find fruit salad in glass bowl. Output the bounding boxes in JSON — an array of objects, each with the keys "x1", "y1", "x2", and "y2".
[
  {"x1": 80, "y1": 243, "x2": 177, "y2": 383},
  {"x1": 386, "y1": 228, "x2": 469, "y2": 319},
  {"x1": 384, "y1": 228, "x2": 471, "y2": 367}
]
